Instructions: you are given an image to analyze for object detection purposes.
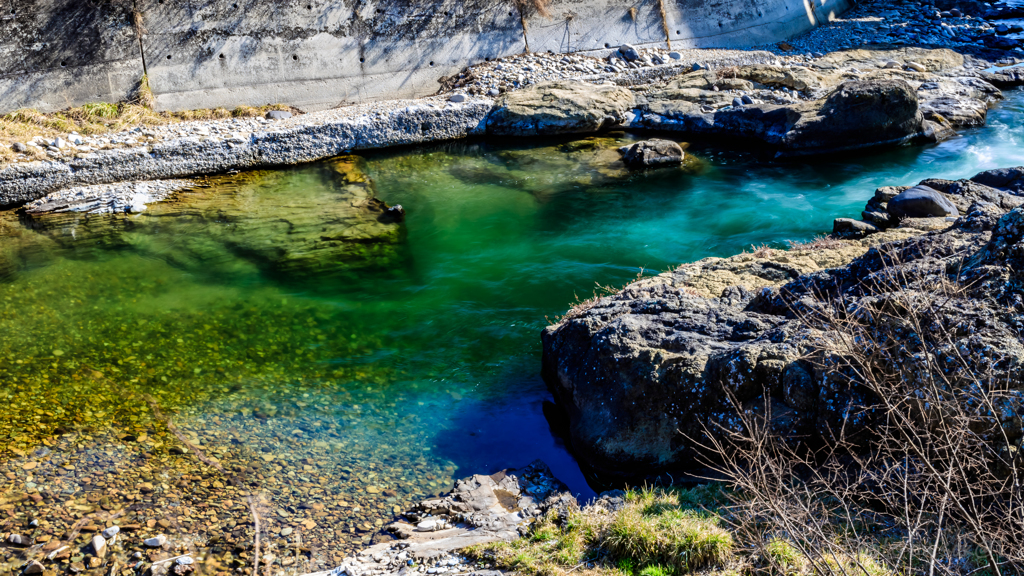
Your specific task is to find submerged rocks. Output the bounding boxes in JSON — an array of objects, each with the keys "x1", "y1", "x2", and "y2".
[
  {"x1": 18, "y1": 156, "x2": 404, "y2": 281},
  {"x1": 542, "y1": 167, "x2": 1024, "y2": 485},
  {"x1": 619, "y1": 139, "x2": 684, "y2": 168},
  {"x1": 485, "y1": 81, "x2": 635, "y2": 136}
]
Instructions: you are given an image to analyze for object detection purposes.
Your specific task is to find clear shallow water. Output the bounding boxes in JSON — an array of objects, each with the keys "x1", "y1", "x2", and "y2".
[{"x1": 0, "y1": 90, "x2": 1023, "y2": 571}]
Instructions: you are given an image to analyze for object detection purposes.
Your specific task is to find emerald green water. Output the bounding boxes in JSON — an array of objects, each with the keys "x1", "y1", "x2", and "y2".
[{"x1": 1, "y1": 91, "x2": 1023, "y2": 571}]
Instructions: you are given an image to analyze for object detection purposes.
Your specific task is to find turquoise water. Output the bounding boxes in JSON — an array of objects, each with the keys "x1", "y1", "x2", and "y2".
[{"x1": 0, "y1": 90, "x2": 1023, "y2": 568}]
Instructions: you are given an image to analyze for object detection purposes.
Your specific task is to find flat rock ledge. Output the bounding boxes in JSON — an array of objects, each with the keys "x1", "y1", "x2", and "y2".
[
  {"x1": 541, "y1": 166, "x2": 1024, "y2": 486},
  {"x1": 305, "y1": 461, "x2": 575, "y2": 576}
]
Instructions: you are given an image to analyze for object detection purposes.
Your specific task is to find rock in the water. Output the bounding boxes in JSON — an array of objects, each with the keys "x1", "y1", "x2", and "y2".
[
  {"x1": 144, "y1": 535, "x2": 167, "y2": 547},
  {"x1": 91, "y1": 534, "x2": 107, "y2": 558},
  {"x1": 486, "y1": 81, "x2": 636, "y2": 136},
  {"x1": 23, "y1": 560, "x2": 44, "y2": 575},
  {"x1": 265, "y1": 110, "x2": 292, "y2": 120},
  {"x1": 888, "y1": 185, "x2": 960, "y2": 219},
  {"x1": 8, "y1": 534, "x2": 26, "y2": 546},
  {"x1": 619, "y1": 139, "x2": 684, "y2": 168},
  {"x1": 101, "y1": 526, "x2": 120, "y2": 539}
]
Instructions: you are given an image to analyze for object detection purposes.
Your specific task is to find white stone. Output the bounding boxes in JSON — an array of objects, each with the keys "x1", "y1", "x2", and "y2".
[
  {"x1": 144, "y1": 534, "x2": 167, "y2": 547},
  {"x1": 91, "y1": 534, "x2": 108, "y2": 558}
]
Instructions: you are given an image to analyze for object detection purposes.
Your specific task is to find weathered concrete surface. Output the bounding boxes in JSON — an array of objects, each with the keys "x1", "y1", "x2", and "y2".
[
  {"x1": 0, "y1": 0, "x2": 143, "y2": 113},
  {"x1": 0, "y1": 0, "x2": 851, "y2": 114},
  {"x1": 662, "y1": 0, "x2": 853, "y2": 49},
  {"x1": 139, "y1": 0, "x2": 526, "y2": 112}
]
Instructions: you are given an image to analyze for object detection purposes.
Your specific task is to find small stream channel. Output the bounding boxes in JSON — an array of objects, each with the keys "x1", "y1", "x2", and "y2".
[{"x1": 0, "y1": 90, "x2": 1023, "y2": 573}]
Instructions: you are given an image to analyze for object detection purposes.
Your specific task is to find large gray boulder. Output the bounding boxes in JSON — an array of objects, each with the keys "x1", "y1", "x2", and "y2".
[
  {"x1": 778, "y1": 79, "x2": 925, "y2": 156},
  {"x1": 888, "y1": 185, "x2": 960, "y2": 219},
  {"x1": 485, "y1": 81, "x2": 636, "y2": 136},
  {"x1": 541, "y1": 168, "x2": 1024, "y2": 486}
]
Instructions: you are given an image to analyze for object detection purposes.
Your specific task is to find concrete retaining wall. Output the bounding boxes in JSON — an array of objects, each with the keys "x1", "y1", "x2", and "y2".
[{"x1": 0, "y1": 0, "x2": 850, "y2": 115}]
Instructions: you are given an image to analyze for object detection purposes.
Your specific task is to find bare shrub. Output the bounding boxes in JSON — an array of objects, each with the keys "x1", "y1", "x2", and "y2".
[
  {"x1": 718, "y1": 66, "x2": 740, "y2": 79},
  {"x1": 701, "y1": 251, "x2": 1024, "y2": 575},
  {"x1": 787, "y1": 235, "x2": 849, "y2": 252}
]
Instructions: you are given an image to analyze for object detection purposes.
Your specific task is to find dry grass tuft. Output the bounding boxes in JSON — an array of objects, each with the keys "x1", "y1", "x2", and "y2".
[
  {"x1": 718, "y1": 66, "x2": 740, "y2": 79},
  {"x1": 745, "y1": 243, "x2": 775, "y2": 258},
  {"x1": 1, "y1": 88, "x2": 299, "y2": 167},
  {"x1": 786, "y1": 235, "x2": 848, "y2": 252}
]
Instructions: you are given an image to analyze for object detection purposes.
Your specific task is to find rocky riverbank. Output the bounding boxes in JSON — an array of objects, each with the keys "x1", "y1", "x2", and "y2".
[
  {"x1": 6, "y1": 42, "x2": 1024, "y2": 207},
  {"x1": 540, "y1": 165, "x2": 1024, "y2": 485}
]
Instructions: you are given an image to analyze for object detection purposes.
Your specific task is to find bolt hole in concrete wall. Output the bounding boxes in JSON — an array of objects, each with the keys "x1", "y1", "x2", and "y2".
[
  {"x1": 293, "y1": 54, "x2": 299, "y2": 60},
  {"x1": 60, "y1": 61, "x2": 66, "y2": 67},
  {"x1": 429, "y1": 61, "x2": 435, "y2": 66}
]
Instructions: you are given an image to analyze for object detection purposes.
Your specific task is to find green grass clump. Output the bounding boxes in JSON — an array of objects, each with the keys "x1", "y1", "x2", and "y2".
[
  {"x1": 468, "y1": 485, "x2": 733, "y2": 576},
  {"x1": 764, "y1": 538, "x2": 804, "y2": 574},
  {"x1": 604, "y1": 488, "x2": 733, "y2": 574}
]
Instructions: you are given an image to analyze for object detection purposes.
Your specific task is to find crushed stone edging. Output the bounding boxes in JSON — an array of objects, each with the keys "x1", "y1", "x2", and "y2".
[{"x1": 0, "y1": 97, "x2": 495, "y2": 207}]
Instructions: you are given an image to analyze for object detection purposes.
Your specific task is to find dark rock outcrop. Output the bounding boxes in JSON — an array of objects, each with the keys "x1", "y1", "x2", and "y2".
[
  {"x1": 542, "y1": 167, "x2": 1024, "y2": 486},
  {"x1": 640, "y1": 79, "x2": 928, "y2": 157}
]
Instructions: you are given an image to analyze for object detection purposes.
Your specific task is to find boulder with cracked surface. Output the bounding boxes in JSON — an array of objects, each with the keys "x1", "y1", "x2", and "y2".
[
  {"x1": 485, "y1": 81, "x2": 636, "y2": 136},
  {"x1": 313, "y1": 461, "x2": 573, "y2": 576}
]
